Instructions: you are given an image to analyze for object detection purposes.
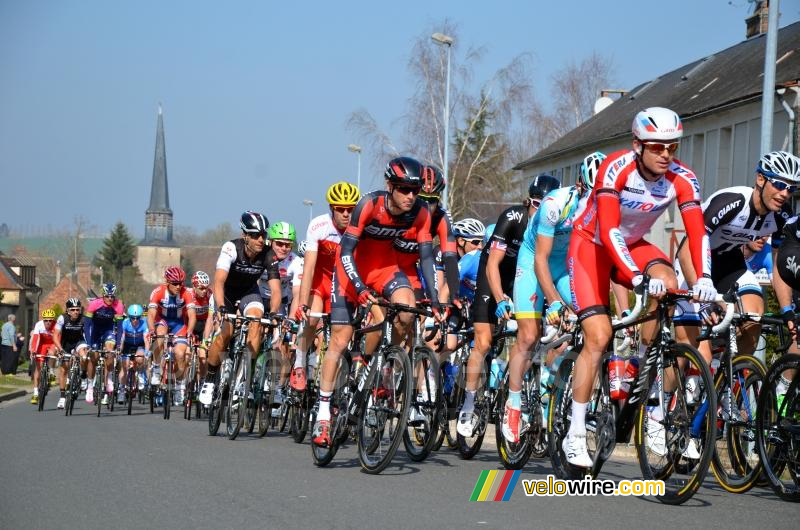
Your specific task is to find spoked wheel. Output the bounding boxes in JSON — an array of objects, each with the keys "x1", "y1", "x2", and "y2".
[
  {"x1": 225, "y1": 351, "x2": 251, "y2": 440},
  {"x1": 634, "y1": 343, "x2": 716, "y2": 505},
  {"x1": 442, "y1": 362, "x2": 465, "y2": 450},
  {"x1": 163, "y1": 372, "x2": 172, "y2": 420},
  {"x1": 403, "y1": 347, "x2": 441, "y2": 462},
  {"x1": 457, "y1": 357, "x2": 492, "y2": 460},
  {"x1": 547, "y1": 355, "x2": 587, "y2": 479},
  {"x1": 148, "y1": 385, "x2": 156, "y2": 414},
  {"x1": 311, "y1": 355, "x2": 351, "y2": 466},
  {"x1": 357, "y1": 346, "x2": 412, "y2": 474},
  {"x1": 208, "y1": 372, "x2": 225, "y2": 436},
  {"x1": 755, "y1": 353, "x2": 800, "y2": 502},
  {"x1": 37, "y1": 365, "x2": 48, "y2": 412},
  {"x1": 127, "y1": 372, "x2": 135, "y2": 416},
  {"x1": 710, "y1": 355, "x2": 765, "y2": 494},
  {"x1": 256, "y1": 352, "x2": 278, "y2": 438},
  {"x1": 65, "y1": 366, "x2": 79, "y2": 416},
  {"x1": 95, "y1": 365, "x2": 105, "y2": 417},
  {"x1": 495, "y1": 382, "x2": 533, "y2": 470},
  {"x1": 291, "y1": 390, "x2": 311, "y2": 443}
]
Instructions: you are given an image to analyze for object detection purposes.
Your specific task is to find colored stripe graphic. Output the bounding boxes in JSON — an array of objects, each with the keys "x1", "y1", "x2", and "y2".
[{"x1": 470, "y1": 470, "x2": 521, "y2": 501}]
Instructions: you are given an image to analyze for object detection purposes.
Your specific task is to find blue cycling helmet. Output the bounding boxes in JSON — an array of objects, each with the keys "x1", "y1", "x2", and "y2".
[
  {"x1": 128, "y1": 304, "x2": 144, "y2": 318},
  {"x1": 102, "y1": 282, "x2": 117, "y2": 297},
  {"x1": 484, "y1": 223, "x2": 496, "y2": 245}
]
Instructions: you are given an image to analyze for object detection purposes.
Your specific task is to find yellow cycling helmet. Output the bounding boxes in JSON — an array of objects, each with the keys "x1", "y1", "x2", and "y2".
[
  {"x1": 41, "y1": 308, "x2": 56, "y2": 319},
  {"x1": 326, "y1": 181, "x2": 361, "y2": 206}
]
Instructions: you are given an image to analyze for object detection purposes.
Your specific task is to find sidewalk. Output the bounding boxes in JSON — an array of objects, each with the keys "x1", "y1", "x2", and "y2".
[{"x1": 0, "y1": 373, "x2": 30, "y2": 402}]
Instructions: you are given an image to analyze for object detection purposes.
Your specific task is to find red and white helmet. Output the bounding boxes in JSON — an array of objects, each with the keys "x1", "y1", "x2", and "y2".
[
  {"x1": 192, "y1": 270, "x2": 210, "y2": 288},
  {"x1": 164, "y1": 266, "x2": 186, "y2": 284},
  {"x1": 631, "y1": 107, "x2": 683, "y2": 142}
]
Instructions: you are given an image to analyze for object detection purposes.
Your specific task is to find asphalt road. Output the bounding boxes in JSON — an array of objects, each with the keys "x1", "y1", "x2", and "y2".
[{"x1": 1, "y1": 394, "x2": 796, "y2": 530}]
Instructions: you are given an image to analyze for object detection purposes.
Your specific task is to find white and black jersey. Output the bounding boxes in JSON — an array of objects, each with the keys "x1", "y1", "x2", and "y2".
[
  {"x1": 215, "y1": 239, "x2": 280, "y2": 301},
  {"x1": 704, "y1": 186, "x2": 793, "y2": 253}
]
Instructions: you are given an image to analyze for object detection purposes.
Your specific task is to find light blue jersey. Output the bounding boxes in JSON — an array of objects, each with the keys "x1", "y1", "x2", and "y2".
[
  {"x1": 514, "y1": 186, "x2": 581, "y2": 318},
  {"x1": 458, "y1": 249, "x2": 481, "y2": 302}
]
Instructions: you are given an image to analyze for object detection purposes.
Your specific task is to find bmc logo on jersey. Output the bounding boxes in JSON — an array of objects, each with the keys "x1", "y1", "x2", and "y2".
[
  {"x1": 506, "y1": 210, "x2": 524, "y2": 223},
  {"x1": 393, "y1": 239, "x2": 419, "y2": 252},
  {"x1": 364, "y1": 225, "x2": 407, "y2": 238}
]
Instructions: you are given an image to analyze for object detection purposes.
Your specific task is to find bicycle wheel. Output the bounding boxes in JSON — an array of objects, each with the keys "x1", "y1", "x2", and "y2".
[
  {"x1": 37, "y1": 364, "x2": 48, "y2": 412},
  {"x1": 357, "y1": 345, "x2": 412, "y2": 474},
  {"x1": 148, "y1": 384, "x2": 155, "y2": 414},
  {"x1": 65, "y1": 363, "x2": 78, "y2": 416},
  {"x1": 226, "y1": 351, "x2": 251, "y2": 439},
  {"x1": 185, "y1": 354, "x2": 197, "y2": 421},
  {"x1": 634, "y1": 342, "x2": 716, "y2": 505},
  {"x1": 443, "y1": 361, "x2": 465, "y2": 449},
  {"x1": 163, "y1": 360, "x2": 172, "y2": 420},
  {"x1": 496, "y1": 379, "x2": 533, "y2": 470},
  {"x1": 547, "y1": 354, "x2": 587, "y2": 479},
  {"x1": 755, "y1": 353, "x2": 800, "y2": 502},
  {"x1": 403, "y1": 347, "x2": 441, "y2": 462},
  {"x1": 127, "y1": 369, "x2": 135, "y2": 416},
  {"x1": 95, "y1": 363, "x2": 105, "y2": 417},
  {"x1": 710, "y1": 354, "x2": 765, "y2": 493},
  {"x1": 291, "y1": 390, "x2": 311, "y2": 443},
  {"x1": 208, "y1": 371, "x2": 225, "y2": 436},
  {"x1": 457, "y1": 356, "x2": 491, "y2": 460},
  {"x1": 256, "y1": 352, "x2": 278, "y2": 437}
]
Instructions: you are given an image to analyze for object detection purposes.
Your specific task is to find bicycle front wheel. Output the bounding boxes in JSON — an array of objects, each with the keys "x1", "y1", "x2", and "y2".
[
  {"x1": 357, "y1": 346, "x2": 412, "y2": 474},
  {"x1": 634, "y1": 342, "x2": 716, "y2": 505},
  {"x1": 37, "y1": 364, "x2": 48, "y2": 412},
  {"x1": 710, "y1": 354, "x2": 765, "y2": 493},
  {"x1": 226, "y1": 351, "x2": 251, "y2": 439},
  {"x1": 403, "y1": 347, "x2": 441, "y2": 462},
  {"x1": 755, "y1": 353, "x2": 800, "y2": 502}
]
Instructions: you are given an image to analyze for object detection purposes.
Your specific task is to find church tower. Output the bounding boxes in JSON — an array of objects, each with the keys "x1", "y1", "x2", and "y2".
[{"x1": 136, "y1": 104, "x2": 180, "y2": 285}]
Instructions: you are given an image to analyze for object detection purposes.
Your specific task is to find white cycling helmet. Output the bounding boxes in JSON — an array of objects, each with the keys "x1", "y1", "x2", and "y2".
[
  {"x1": 758, "y1": 151, "x2": 800, "y2": 183},
  {"x1": 631, "y1": 107, "x2": 683, "y2": 142},
  {"x1": 452, "y1": 218, "x2": 486, "y2": 239},
  {"x1": 579, "y1": 151, "x2": 606, "y2": 189},
  {"x1": 297, "y1": 239, "x2": 309, "y2": 257}
]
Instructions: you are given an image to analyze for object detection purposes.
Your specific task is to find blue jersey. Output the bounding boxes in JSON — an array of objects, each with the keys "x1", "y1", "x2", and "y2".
[
  {"x1": 517, "y1": 186, "x2": 581, "y2": 270},
  {"x1": 121, "y1": 317, "x2": 148, "y2": 348},
  {"x1": 746, "y1": 241, "x2": 773, "y2": 278},
  {"x1": 458, "y1": 249, "x2": 481, "y2": 302}
]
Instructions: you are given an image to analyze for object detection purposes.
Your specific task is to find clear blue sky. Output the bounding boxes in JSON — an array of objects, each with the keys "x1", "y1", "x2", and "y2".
[{"x1": 2, "y1": 0, "x2": 798, "y2": 237}]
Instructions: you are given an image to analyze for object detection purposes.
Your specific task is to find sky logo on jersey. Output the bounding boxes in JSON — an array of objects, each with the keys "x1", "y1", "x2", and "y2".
[
  {"x1": 506, "y1": 209, "x2": 524, "y2": 223},
  {"x1": 470, "y1": 470, "x2": 521, "y2": 501}
]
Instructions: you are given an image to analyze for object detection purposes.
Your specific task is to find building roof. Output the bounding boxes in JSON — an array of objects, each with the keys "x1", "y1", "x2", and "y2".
[
  {"x1": 40, "y1": 274, "x2": 91, "y2": 311},
  {"x1": 0, "y1": 257, "x2": 25, "y2": 291},
  {"x1": 148, "y1": 105, "x2": 171, "y2": 213},
  {"x1": 514, "y1": 21, "x2": 800, "y2": 170}
]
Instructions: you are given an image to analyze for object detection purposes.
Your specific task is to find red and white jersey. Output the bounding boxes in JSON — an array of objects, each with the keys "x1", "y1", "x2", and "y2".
[
  {"x1": 30, "y1": 320, "x2": 55, "y2": 355},
  {"x1": 305, "y1": 213, "x2": 345, "y2": 276},
  {"x1": 188, "y1": 287, "x2": 213, "y2": 322},
  {"x1": 148, "y1": 285, "x2": 194, "y2": 322},
  {"x1": 574, "y1": 149, "x2": 710, "y2": 281}
]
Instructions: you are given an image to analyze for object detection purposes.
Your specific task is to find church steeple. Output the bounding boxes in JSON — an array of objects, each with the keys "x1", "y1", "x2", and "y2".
[{"x1": 143, "y1": 103, "x2": 174, "y2": 244}]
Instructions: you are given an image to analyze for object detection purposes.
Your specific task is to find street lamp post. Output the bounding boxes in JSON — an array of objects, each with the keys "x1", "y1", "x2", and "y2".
[
  {"x1": 347, "y1": 144, "x2": 362, "y2": 190},
  {"x1": 302, "y1": 199, "x2": 314, "y2": 225},
  {"x1": 432, "y1": 32, "x2": 453, "y2": 209}
]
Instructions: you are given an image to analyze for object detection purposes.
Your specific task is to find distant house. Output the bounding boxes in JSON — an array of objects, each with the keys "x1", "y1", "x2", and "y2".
[
  {"x1": 0, "y1": 252, "x2": 41, "y2": 350},
  {"x1": 39, "y1": 263, "x2": 95, "y2": 314},
  {"x1": 514, "y1": 20, "x2": 800, "y2": 257}
]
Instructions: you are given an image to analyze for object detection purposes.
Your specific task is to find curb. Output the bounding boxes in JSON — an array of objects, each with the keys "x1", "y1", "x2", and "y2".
[{"x1": 0, "y1": 389, "x2": 27, "y2": 402}]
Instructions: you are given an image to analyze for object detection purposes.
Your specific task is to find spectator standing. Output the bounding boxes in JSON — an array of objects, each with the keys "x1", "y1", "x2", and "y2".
[{"x1": 1, "y1": 314, "x2": 18, "y2": 375}]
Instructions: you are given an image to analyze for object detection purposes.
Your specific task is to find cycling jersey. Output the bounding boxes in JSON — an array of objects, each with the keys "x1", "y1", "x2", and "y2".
[
  {"x1": 188, "y1": 287, "x2": 213, "y2": 322},
  {"x1": 331, "y1": 190, "x2": 439, "y2": 325},
  {"x1": 260, "y1": 251, "x2": 300, "y2": 302},
  {"x1": 148, "y1": 285, "x2": 194, "y2": 323},
  {"x1": 746, "y1": 241, "x2": 773, "y2": 277},
  {"x1": 777, "y1": 217, "x2": 800, "y2": 290},
  {"x1": 515, "y1": 187, "x2": 581, "y2": 318},
  {"x1": 394, "y1": 204, "x2": 459, "y2": 301},
  {"x1": 55, "y1": 314, "x2": 86, "y2": 350},
  {"x1": 573, "y1": 149, "x2": 710, "y2": 284},
  {"x1": 30, "y1": 320, "x2": 55, "y2": 359},
  {"x1": 121, "y1": 317, "x2": 148, "y2": 353},
  {"x1": 306, "y1": 213, "x2": 343, "y2": 278},
  {"x1": 83, "y1": 298, "x2": 125, "y2": 346},
  {"x1": 216, "y1": 238, "x2": 280, "y2": 307},
  {"x1": 458, "y1": 249, "x2": 481, "y2": 302},
  {"x1": 472, "y1": 205, "x2": 529, "y2": 324}
]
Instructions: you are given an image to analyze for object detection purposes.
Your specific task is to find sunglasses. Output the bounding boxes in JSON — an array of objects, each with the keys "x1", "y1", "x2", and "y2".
[
  {"x1": 762, "y1": 174, "x2": 799, "y2": 193},
  {"x1": 68, "y1": 308, "x2": 81, "y2": 312},
  {"x1": 394, "y1": 186, "x2": 420, "y2": 196},
  {"x1": 247, "y1": 232, "x2": 267, "y2": 240},
  {"x1": 168, "y1": 281, "x2": 182, "y2": 286},
  {"x1": 466, "y1": 239, "x2": 483, "y2": 246},
  {"x1": 642, "y1": 141, "x2": 679, "y2": 155},
  {"x1": 43, "y1": 319, "x2": 55, "y2": 324},
  {"x1": 273, "y1": 240, "x2": 292, "y2": 248},
  {"x1": 332, "y1": 206, "x2": 354, "y2": 214},
  {"x1": 419, "y1": 194, "x2": 440, "y2": 203},
  {"x1": 103, "y1": 295, "x2": 115, "y2": 300}
]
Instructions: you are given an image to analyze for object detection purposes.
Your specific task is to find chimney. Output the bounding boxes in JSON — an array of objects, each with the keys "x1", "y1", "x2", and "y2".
[
  {"x1": 55, "y1": 262, "x2": 61, "y2": 285},
  {"x1": 746, "y1": 0, "x2": 770, "y2": 39},
  {"x1": 76, "y1": 262, "x2": 92, "y2": 291}
]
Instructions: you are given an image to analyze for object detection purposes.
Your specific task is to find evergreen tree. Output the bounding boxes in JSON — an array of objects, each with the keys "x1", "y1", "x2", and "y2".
[{"x1": 96, "y1": 222, "x2": 135, "y2": 278}]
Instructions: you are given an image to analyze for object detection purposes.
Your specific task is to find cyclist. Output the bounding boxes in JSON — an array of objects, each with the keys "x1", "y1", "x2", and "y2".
[
  {"x1": 743, "y1": 236, "x2": 773, "y2": 279},
  {"x1": 261, "y1": 221, "x2": 301, "y2": 406},
  {"x1": 198, "y1": 211, "x2": 282, "y2": 406},
  {"x1": 453, "y1": 220, "x2": 490, "y2": 303},
  {"x1": 502, "y1": 152, "x2": 604, "y2": 443},
  {"x1": 120, "y1": 304, "x2": 151, "y2": 395},
  {"x1": 29, "y1": 309, "x2": 57, "y2": 405},
  {"x1": 294, "y1": 182, "x2": 361, "y2": 392},
  {"x1": 189, "y1": 271, "x2": 213, "y2": 384},
  {"x1": 457, "y1": 174, "x2": 559, "y2": 437},
  {"x1": 83, "y1": 282, "x2": 125, "y2": 404},
  {"x1": 564, "y1": 107, "x2": 715, "y2": 467},
  {"x1": 52, "y1": 298, "x2": 89, "y2": 409},
  {"x1": 673, "y1": 151, "x2": 798, "y2": 365},
  {"x1": 311, "y1": 156, "x2": 442, "y2": 447},
  {"x1": 147, "y1": 266, "x2": 196, "y2": 406}
]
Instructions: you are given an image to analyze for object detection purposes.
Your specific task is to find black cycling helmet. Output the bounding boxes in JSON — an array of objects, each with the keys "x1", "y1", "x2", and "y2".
[
  {"x1": 65, "y1": 297, "x2": 82, "y2": 309},
  {"x1": 384, "y1": 156, "x2": 424, "y2": 187},
  {"x1": 420, "y1": 164, "x2": 445, "y2": 198},
  {"x1": 240, "y1": 211, "x2": 269, "y2": 235},
  {"x1": 528, "y1": 174, "x2": 561, "y2": 199}
]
